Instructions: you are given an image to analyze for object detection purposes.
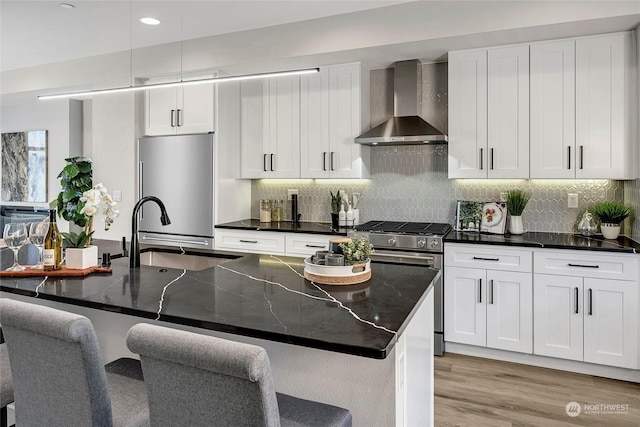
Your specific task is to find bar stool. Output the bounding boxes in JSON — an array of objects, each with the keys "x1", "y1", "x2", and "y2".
[
  {"x1": 0, "y1": 299, "x2": 149, "y2": 426},
  {"x1": 126, "y1": 323, "x2": 352, "y2": 427}
]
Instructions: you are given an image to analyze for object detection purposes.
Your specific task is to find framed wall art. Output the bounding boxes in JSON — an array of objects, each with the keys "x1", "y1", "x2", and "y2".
[{"x1": 1, "y1": 130, "x2": 48, "y2": 203}]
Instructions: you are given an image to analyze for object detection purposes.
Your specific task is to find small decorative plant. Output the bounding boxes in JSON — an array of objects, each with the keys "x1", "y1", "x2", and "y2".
[
  {"x1": 505, "y1": 189, "x2": 530, "y2": 216},
  {"x1": 51, "y1": 157, "x2": 119, "y2": 248},
  {"x1": 339, "y1": 235, "x2": 373, "y2": 264},
  {"x1": 589, "y1": 201, "x2": 631, "y2": 225},
  {"x1": 330, "y1": 190, "x2": 342, "y2": 214}
]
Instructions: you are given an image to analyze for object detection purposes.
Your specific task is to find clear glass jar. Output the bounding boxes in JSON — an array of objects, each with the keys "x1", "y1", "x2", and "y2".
[
  {"x1": 260, "y1": 200, "x2": 272, "y2": 223},
  {"x1": 271, "y1": 200, "x2": 284, "y2": 222}
]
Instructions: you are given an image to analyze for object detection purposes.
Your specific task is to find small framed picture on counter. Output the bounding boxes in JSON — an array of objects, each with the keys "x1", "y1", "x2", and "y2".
[{"x1": 454, "y1": 201, "x2": 483, "y2": 232}]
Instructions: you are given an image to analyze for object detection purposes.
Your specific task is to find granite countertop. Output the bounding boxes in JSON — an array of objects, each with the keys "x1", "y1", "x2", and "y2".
[
  {"x1": 216, "y1": 219, "x2": 349, "y2": 236},
  {"x1": 0, "y1": 241, "x2": 437, "y2": 359},
  {"x1": 445, "y1": 231, "x2": 640, "y2": 254}
]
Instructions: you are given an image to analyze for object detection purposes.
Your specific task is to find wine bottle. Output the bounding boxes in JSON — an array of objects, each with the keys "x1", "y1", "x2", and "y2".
[{"x1": 44, "y1": 209, "x2": 63, "y2": 271}]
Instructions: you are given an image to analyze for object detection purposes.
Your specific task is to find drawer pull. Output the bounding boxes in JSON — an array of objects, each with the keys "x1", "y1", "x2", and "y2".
[
  {"x1": 568, "y1": 263, "x2": 599, "y2": 269},
  {"x1": 478, "y1": 278, "x2": 482, "y2": 303},
  {"x1": 240, "y1": 240, "x2": 258, "y2": 244},
  {"x1": 305, "y1": 244, "x2": 325, "y2": 248},
  {"x1": 473, "y1": 256, "x2": 500, "y2": 262},
  {"x1": 574, "y1": 287, "x2": 579, "y2": 314}
]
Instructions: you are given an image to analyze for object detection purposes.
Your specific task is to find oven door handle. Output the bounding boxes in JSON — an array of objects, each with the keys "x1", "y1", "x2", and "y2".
[{"x1": 371, "y1": 252, "x2": 436, "y2": 263}]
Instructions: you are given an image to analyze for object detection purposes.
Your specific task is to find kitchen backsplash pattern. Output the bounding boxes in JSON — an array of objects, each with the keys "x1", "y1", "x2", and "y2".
[
  {"x1": 251, "y1": 145, "x2": 627, "y2": 235},
  {"x1": 624, "y1": 179, "x2": 640, "y2": 239}
]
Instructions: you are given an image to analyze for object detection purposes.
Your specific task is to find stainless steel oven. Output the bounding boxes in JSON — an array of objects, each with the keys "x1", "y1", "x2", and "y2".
[{"x1": 354, "y1": 221, "x2": 450, "y2": 356}]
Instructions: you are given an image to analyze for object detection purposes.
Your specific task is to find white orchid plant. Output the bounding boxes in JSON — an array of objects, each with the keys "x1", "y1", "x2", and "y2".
[{"x1": 62, "y1": 183, "x2": 119, "y2": 248}]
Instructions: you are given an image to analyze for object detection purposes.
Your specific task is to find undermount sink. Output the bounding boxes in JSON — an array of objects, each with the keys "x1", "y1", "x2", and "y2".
[{"x1": 139, "y1": 249, "x2": 237, "y2": 271}]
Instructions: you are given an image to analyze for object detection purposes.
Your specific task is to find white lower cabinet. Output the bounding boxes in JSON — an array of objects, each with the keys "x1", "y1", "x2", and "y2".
[
  {"x1": 284, "y1": 234, "x2": 330, "y2": 257},
  {"x1": 444, "y1": 244, "x2": 533, "y2": 353},
  {"x1": 215, "y1": 229, "x2": 333, "y2": 257},
  {"x1": 534, "y1": 251, "x2": 638, "y2": 369}
]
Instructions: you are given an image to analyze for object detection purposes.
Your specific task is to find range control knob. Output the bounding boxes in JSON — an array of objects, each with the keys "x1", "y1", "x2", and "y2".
[
  {"x1": 388, "y1": 238, "x2": 397, "y2": 246},
  {"x1": 417, "y1": 239, "x2": 427, "y2": 248},
  {"x1": 429, "y1": 240, "x2": 440, "y2": 248}
]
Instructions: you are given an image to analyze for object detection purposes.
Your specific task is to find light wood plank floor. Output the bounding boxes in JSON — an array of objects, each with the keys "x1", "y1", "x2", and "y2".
[{"x1": 435, "y1": 353, "x2": 640, "y2": 427}]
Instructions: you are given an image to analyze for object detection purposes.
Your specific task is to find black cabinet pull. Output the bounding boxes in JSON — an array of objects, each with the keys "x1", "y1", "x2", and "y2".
[
  {"x1": 490, "y1": 148, "x2": 494, "y2": 170},
  {"x1": 240, "y1": 240, "x2": 258, "y2": 244},
  {"x1": 567, "y1": 146, "x2": 571, "y2": 170},
  {"x1": 323, "y1": 152, "x2": 327, "y2": 171},
  {"x1": 330, "y1": 152, "x2": 335, "y2": 171},
  {"x1": 270, "y1": 154, "x2": 275, "y2": 171},
  {"x1": 305, "y1": 244, "x2": 325, "y2": 248},
  {"x1": 588, "y1": 288, "x2": 593, "y2": 315},
  {"x1": 489, "y1": 279, "x2": 494, "y2": 304},
  {"x1": 263, "y1": 154, "x2": 268, "y2": 172},
  {"x1": 568, "y1": 263, "x2": 599, "y2": 269},
  {"x1": 473, "y1": 256, "x2": 500, "y2": 262},
  {"x1": 478, "y1": 278, "x2": 482, "y2": 303},
  {"x1": 176, "y1": 109, "x2": 182, "y2": 127},
  {"x1": 579, "y1": 145, "x2": 584, "y2": 169},
  {"x1": 479, "y1": 148, "x2": 483, "y2": 170},
  {"x1": 574, "y1": 287, "x2": 579, "y2": 314},
  {"x1": 170, "y1": 109, "x2": 176, "y2": 127}
]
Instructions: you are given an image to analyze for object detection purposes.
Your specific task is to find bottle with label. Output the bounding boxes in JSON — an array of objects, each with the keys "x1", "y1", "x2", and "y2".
[{"x1": 43, "y1": 209, "x2": 63, "y2": 271}]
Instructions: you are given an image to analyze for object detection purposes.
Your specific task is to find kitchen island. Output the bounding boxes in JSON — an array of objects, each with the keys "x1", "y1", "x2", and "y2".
[{"x1": 0, "y1": 242, "x2": 437, "y2": 426}]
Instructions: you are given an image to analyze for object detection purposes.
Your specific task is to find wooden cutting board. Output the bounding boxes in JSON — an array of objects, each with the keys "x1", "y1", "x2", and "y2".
[{"x1": 0, "y1": 265, "x2": 112, "y2": 278}]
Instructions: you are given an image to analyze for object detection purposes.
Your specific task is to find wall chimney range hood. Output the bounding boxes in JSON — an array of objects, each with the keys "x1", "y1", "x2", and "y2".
[{"x1": 355, "y1": 59, "x2": 447, "y2": 145}]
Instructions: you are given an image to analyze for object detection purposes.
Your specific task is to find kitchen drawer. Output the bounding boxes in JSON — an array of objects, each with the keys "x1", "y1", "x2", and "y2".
[
  {"x1": 285, "y1": 234, "x2": 331, "y2": 257},
  {"x1": 444, "y1": 243, "x2": 532, "y2": 272},
  {"x1": 534, "y1": 249, "x2": 638, "y2": 281},
  {"x1": 214, "y1": 229, "x2": 285, "y2": 255}
]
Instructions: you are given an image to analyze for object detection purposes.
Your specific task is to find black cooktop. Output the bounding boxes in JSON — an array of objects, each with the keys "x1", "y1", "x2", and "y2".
[{"x1": 356, "y1": 221, "x2": 452, "y2": 236}]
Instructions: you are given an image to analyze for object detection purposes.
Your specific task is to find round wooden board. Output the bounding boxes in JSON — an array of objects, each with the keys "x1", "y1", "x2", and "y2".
[{"x1": 304, "y1": 268, "x2": 371, "y2": 285}]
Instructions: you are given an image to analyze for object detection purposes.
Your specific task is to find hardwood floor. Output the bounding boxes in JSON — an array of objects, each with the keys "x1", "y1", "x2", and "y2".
[{"x1": 435, "y1": 353, "x2": 640, "y2": 427}]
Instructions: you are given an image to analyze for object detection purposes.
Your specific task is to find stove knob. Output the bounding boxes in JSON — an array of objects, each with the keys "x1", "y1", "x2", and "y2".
[
  {"x1": 429, "y1": 240, "x2": 439, "y2": 248},
  {"x1": 418, "y1": 239, "x2": 427, "y2": 248},
  {"x1": 388, "y1": 238, "x2": 397, "y2": 246}
]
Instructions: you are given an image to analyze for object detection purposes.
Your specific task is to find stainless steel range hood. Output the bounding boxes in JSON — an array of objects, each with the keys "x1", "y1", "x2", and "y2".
[{"x1": 355, "y1": 59, "x2": 447, "y2": 145}]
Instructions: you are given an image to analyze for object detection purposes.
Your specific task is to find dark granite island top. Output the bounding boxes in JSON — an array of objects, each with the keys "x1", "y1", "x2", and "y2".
[
  {"x1": 445, "y1": 231, "x2": 640, "y2": 253},
  {"x1": 216, "y1": 219, "x2": 349, "y2": 235},
  {"x1": 0, "y1": 245, "x2": 437, "y2": 359}
]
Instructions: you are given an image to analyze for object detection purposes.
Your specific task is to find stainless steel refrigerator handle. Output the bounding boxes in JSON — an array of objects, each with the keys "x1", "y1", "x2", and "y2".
[
  {"x1": 263, "y1": 154, "x2": 268, "y2": 172},
  {"x1": 270, "y1": 154, "x2": 275, "y2": 171},
  {"x1": 323, "y1": 152, "x2": 327, "y2": 171},
  {"x1": 478, "y1": 278, "x2": 482, "y2": 303},
  {"x1": 141, "y1": 235, "x2": 209, "y2": 246},
  {"x1": 171, "y1": 109, "x2": 176, "y2": 127},
  {"x1": 479, "y1": 148, "x2": 483, "y2": 170},
  {"x1": 575, "y1": 287, "x2": 579, "y2": 314},
  {"x1": 138, "y1": 161, "x2": 143, "y2": 219},
  {"x1": 567, "y1": 146, "x2": 571, "y2": 169}
]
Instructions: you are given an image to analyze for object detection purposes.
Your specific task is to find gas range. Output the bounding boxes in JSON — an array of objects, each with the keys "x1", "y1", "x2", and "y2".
[{"x1": 354, "y1": 220, "x2": 452, "y2": 253}]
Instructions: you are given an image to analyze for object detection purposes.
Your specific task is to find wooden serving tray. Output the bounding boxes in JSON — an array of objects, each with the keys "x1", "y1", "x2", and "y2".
[
  {"x1": 304, "y1": 269, "x2": 371, "y2": 285},
  {"x1": 0, "y1": 265, "x2": 112, "y2": 278}
]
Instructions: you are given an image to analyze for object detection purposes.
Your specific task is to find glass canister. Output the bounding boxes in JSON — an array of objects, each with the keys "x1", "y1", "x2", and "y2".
[
  {"x1": 260, "y1": 199, "x2": 272, "y2": 223},
  {"x1": 271, "y1": 200, "x2": 284, "y2": 222}
]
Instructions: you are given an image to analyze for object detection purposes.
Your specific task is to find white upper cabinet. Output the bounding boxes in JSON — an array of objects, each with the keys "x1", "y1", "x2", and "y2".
[
  {"x1": 240, "y1": 76, "x2": 300, "y2": 178},
  {"x1": 575, "y1": 32, "x2": 634, "y2": 179},
  {"x1": 300, "y1": 63, "x2": 365, "y2": 178},
  {"x1": 530, "y1": 40, "x2": 576, "y2": 179},
  {"x1": 448, "y1": 46, "x2": 529, "y2": 179},
  {"x1": 144, "y1": 73, "x2": 215, "y2": 136}
]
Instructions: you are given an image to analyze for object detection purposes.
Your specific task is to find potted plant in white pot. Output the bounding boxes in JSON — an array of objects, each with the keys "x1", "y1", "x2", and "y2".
[
  {"x1": 51, "y1": 157, "x2": 119, "y2": 269},
  {"x1": 589, "y1": 201, "x2": 631, "y2": 240},
  {"x1": 505, "y1": 189, "x2": 530, "y2": 235}
]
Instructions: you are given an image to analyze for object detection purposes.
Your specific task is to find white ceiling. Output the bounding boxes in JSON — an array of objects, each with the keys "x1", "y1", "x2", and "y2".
[{"x1": 1, "y1": 0, "x2": 640, "y2": 75}]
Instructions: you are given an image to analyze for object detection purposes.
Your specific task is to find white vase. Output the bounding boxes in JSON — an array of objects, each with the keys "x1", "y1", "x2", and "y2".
[
  {"x1": 600, "y1": 223, "x2": 621, "y2": 239},
  {"x1": 509, "y1": 215, "x2": 524, "y2": 235},
  {"x1": 65, "y1": 245, "x2": 99, "y2": 269}
]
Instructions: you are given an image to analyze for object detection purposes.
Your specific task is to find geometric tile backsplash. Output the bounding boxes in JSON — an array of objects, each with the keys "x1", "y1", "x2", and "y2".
[{"x1": 251, "y1": 144, "x2": 634, "y2": 237}]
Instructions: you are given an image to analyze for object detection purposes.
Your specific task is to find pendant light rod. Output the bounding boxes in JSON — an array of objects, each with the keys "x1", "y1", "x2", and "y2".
[{"x1": 38, "y1": 68, "x2": 320, "y2": 100}]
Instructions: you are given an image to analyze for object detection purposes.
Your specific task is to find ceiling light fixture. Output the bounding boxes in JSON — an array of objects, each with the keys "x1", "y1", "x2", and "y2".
[
  {"x1": 37, "y1": 68, "x2": 320, "y2": 100},
  {"x1": 140, "y1": 17, "x2": 160, "y2": 25}
]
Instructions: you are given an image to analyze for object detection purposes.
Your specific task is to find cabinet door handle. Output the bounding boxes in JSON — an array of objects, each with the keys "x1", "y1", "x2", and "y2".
[
  {"x1": 270, "y1": 154, "x2": 275, "y2": 171},
  {"x1": 330, "y1": 152, "x2": 335, "y2": 171},
  {"x1": 263, "y1": 154, "x2": 268, "y2": 172},
  {"x1": 473, "y1": 256, "x2": 500, "y2": 262},
  {"x1": 170, "y1": 109, "x2": 176, "y2": 127},
  {"x1": 579, "y1": 145, "x2": 584, "y2": 169},
  {"x1": 567, "y1": 146, "x2": 571, "y2": 170},
  {"x1": 239, "y1": 240, "x2": 258, "y2": 244},
  {"x1": 305, "y1": 244, "x2": 325, "y2": 248},
  {"x1": 490, "y1": 148, "x2": 494, "y2": 170},
  {"x1": 323, "y1": 152, "x2": 327, "y2": 171},
  {"x1": 588, "y1": 288, "x2": 593, "y2": 315},
  {"x1": 489, "y1": 279, "x2": 494, "y2": 304},
  {"x1": 568, "y1": 263, "x2": 599, "y2": 269},
  {"x1": 177, "y1": 109, "x2": 182, "y2": 127},
  {"x1": 479, "y1": 148, "x2": 483, "y2": 170},
  {"x1": 574, "y1": 287, "x2": 579, "y2": 314},
  {"x1": 478, "y1": 278, "x2": 482, "y2": 303}
]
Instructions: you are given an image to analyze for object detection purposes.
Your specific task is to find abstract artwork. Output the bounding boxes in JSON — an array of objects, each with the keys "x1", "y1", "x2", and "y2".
[{"x1": 1, "y1": 130, "x2": 48, "y2": 203}]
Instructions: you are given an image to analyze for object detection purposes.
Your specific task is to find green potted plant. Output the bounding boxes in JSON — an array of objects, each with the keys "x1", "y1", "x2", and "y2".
[
  {"x1": 51, "y1": 157, "x2": 119, "y2": 268},
  {"x1": 589, "y1": 200, "x2": 631, "y2": 239},
  {"x1": 330, "y1": 190, "x2": 342, "y2": 229},
  {"x1": 338, "y1": 235, "x2": 373, "y2": 265},
  {"x1": 505, "y1": 189, "x2": 530, "y2": 235}
]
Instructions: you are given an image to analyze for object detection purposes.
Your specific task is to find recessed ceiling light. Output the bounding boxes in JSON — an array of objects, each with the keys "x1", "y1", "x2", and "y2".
[
  {"x1": 140, "y1": 17, "x2": 161, "y2": 26},
  {"x1": 59, "y1": 3, "x2": 75, "y2": 9}
]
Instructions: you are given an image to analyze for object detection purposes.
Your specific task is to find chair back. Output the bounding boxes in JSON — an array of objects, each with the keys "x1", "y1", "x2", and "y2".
[
  {"x1": 0, "y1": 299, "x2": 112, "y2": 426},
  {"x1": 126, "y1": 323, "x2": 280, "y2": 427}
]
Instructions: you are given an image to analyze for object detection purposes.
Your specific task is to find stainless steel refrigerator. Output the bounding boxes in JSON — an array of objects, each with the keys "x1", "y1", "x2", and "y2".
[{"x1": 137, "y1": 133, "x2": 214, "y2": 249}]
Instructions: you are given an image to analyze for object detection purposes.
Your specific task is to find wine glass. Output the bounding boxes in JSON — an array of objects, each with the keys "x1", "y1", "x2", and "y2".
[
  {"x1": 3, "y1": 223, "x2": 28, "y2": 271},
  {"x1": 29, "y1": 220, "x2": 49, "y2": 269}
]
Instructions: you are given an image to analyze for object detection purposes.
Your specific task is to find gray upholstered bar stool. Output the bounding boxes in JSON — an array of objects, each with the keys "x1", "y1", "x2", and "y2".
[
  {"x1": 0, "y1": 299, "x2": 150, "y2": 427},
  {"x1": 126, "y1": 323, "x2": 352, "y2": 427},
  {"x1": 0, "y1": 334, "x2": 14, "y2": 427}
]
